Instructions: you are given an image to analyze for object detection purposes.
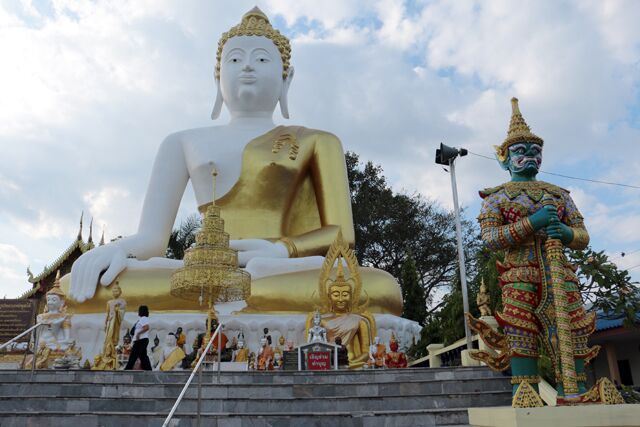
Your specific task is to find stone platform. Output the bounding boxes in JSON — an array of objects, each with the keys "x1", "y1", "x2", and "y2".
[
  {"x1": 468, "y1": 405, "x2": 640, "y2": 427},
  {"x1": 0, "y1": 366, "x2": 510, "y2": 426}
]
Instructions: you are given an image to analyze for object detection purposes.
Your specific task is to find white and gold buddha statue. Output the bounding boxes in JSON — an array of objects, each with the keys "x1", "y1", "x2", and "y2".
[
  {"x1": 61, "y1": 7, "x2": 402, "y2": 317},
  {"x1": 305, "y1": 232, "x2": 376, "y2": 368}
]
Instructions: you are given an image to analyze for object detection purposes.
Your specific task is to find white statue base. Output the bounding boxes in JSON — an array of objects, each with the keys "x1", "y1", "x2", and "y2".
[{"x1": 70, "y1": 301, "x2": 421, "y2": 366}]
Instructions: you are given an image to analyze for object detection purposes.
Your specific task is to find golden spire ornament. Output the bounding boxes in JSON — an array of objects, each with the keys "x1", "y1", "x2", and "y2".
[
  {"x1": 494, "y1": 97, "x2": 544, "y2": 162},
  {"x1": 170, "y1": 170, "x2": 250, "y2": 339}
]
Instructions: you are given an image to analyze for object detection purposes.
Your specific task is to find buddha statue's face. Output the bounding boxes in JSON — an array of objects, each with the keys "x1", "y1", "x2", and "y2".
[
  {"x1": 480, "y1": 284, "x2": 487, "y2": 293},
  {"x1": 506, "y1": 142, "x2": 542, "y2": 177},
  {"x1": 238, "y1": 340, "x2": 244, "y2": 349},
  {"x1": 219, "y1": 36, "x2": 284, "y2": 116},
  {"x1": 313, "y1": 311, "x2": 321, "y2": 326},
  {"x1": 111, "y1": 286, "x2": 121, "y2": 298},
  {"x1": 390, "y1": 340, "x2": 398, "y2": 352},
  {"x1": 165, "y1": 334, "x2": 177, "y2": 347},
  {"x1": 329, "y1": 284, "x2": 352, "y2": 313},
  {"x1": 279, "y1": 336, "x2": 285, "y2": 346},
  {"x1": 46, "y1": 294, "x2": 63, "y2": 313}
]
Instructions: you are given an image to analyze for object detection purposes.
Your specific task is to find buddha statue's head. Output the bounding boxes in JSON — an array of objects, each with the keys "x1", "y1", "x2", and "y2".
[
  {"x1": 278, "y1": 335, "x2": 285, "y2": 346},
  {"x1": 238, "y1": 339, "x2": 245, "y2": 349},
  {"x1": 111, "y1": 282, "x2": 122, "y2": 299},
  {"x1": 212, "y1": 7, "x2": 293, "y2": 120},
  {"x1": 45, "y1": 271, "x2": 66, "y2": 313},
  {"x1": 495, "y1": 98, "x2": 544, "y2": 179},
  {"x1": 165, "y1": 333, "x2": 177, "y2": 347},
  {"x1": 327, "y1": 260, "x2": 356, "y2": 314}
]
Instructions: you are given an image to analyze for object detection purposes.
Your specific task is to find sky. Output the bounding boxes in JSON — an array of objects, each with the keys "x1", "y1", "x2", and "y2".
[{"x1": 1, "y1": 0, "x2": 639, "y2": 298}]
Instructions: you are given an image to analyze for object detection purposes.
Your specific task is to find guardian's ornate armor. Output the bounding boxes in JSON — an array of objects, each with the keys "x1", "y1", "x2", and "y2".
[{"x1": 478, "y1": 181, "x2": 596, "y2": 365}]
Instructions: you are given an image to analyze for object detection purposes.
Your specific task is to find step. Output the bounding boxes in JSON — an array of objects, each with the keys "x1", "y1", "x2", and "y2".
[
  {"x1": 0, "y1": 366, "x2": 504, "y2": 385},
  {"x1": 0, "y1": 376, "x2": 511, "y2": 399},
  {"x1": 0, "y1": 390, "x2": 511, "y2": 413},
  {"x1": 0, "y1": 408, "x2": 472, "y2": 427}
]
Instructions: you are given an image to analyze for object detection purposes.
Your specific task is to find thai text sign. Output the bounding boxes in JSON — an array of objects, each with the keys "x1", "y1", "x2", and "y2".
[
  {"x1": 0, "y1": 299, "x2": 36, "y2": 343},
  {"x1": 307, "y1": 351, "x2": 331, "y2": 370}
]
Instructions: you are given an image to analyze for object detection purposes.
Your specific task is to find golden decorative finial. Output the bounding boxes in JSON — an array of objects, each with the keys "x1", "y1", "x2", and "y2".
[
  {"x1": 494, "y1": 97, "x2": 544, "y2": 162},
  {"x1": 216, "y1": 7, "x2": 291, "y2": 80},
  {"x1": 47, "y1": 270, "x2": 66, "y2": 298},
  {"x1": 77, "y1": 211, "x2": 84, "y2": 240},
  {"x1": 212, "y1": 168, "x2": 218, "y2": 206}
]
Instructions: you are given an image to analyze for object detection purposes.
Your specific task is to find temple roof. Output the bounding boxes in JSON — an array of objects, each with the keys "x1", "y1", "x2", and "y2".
[{"x1": 21, "y1": 213, "x2": 95, "y2": 298}]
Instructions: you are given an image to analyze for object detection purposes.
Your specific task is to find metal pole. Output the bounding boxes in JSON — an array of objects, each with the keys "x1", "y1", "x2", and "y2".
[
  {"x1": 449, "y1": 159, "x2": 473, "y2": 351},
  {"x1": 30, "y1": 325, "x2": 39, "y2": 376},
  {"x1": 197, "y1": 362, "x2": 202, "y2": 427},
  {"x1": 217, "y1": 323, "x2": 222, "y2": 383}
]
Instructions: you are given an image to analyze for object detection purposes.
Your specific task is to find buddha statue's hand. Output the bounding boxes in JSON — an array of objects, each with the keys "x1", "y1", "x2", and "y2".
[
  {"x1": 229, "y1": 239, "x2": 289, "y2": 267},
  {"x1": 70, "y1": 245, "x2": 127, "y2": 302}
]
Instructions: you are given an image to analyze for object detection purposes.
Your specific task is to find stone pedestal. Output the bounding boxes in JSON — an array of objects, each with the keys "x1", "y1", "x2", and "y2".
[
  {"x1": 468, "y1": 405, "x2": 640, "y2": 427},
  {"x1": 427, "y1": 343, "x2": 444, "y2": 367},
  {"x1": 462, "y1": 349, "x2": 480, "y2": 367}
]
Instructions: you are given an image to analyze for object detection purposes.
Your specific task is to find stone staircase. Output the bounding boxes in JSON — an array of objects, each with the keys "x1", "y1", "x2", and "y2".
[{"x1": 0, "y1": 366, "x2": 511, "y2": 427}]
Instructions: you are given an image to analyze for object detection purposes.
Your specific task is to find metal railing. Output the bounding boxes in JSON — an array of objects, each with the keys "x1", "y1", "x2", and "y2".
[
  {"x1": 162, "y1": 323, "x2": 223, "y2": 427},
  {"x1": 0, "y1": 323, "x2": 43, "y2": 375}
]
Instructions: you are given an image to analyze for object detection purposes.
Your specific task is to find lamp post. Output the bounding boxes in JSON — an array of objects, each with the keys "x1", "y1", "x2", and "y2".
[{"x1": 435, "y1": 143, "x2": 472, "y2": 351}]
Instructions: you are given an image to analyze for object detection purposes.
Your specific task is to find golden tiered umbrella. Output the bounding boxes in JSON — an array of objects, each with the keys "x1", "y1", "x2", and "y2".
[{"x1": 170, "y1": 171, "x2": 251, "y2": 340}]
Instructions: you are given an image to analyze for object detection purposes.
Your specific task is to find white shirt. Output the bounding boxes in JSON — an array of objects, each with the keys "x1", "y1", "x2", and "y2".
[{"x1": 134, "y1": 316, "x2": 149, "y2": 341}]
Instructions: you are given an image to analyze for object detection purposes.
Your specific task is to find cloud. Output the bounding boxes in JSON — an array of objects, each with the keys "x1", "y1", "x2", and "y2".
[{"x1": 0, "y1": 0, "x2": 638, "y2": 298}]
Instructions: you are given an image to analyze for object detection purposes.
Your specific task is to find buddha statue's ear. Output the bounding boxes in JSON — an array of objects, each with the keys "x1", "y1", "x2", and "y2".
[
  {"x1": 211, "y1": 78, "x2": 224, "y2": 120},
  {"x1": 279, "y1": 66, "x2": 295, "y2": 119}
]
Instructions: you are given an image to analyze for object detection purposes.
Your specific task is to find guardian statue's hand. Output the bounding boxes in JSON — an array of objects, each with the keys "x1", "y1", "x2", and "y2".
[
  {"x1": 70, "y1": 245, "x2": 127, "y2": 302},
  {"x1": 529, "y1": 204, "x2": 557, "y2": 231},
  {"x1": 229, "y1": 239, "x2": 289, "y2": 266}
]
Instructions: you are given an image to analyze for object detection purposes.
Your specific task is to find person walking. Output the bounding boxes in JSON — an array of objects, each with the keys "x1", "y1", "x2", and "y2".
[{"x1": 125, "y1": 305, "x2": 152, "y2": 370}]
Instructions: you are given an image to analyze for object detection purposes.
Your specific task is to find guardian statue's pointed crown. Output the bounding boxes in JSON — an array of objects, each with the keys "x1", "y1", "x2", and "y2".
[{"x1": 494, "y1": 98, "x2": 544, "y2": 162}]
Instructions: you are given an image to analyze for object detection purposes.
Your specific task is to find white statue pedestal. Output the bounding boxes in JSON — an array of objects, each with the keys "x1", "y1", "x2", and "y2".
[{"x1": 70, "y1": 303, "x2": 421, "y2": 366}]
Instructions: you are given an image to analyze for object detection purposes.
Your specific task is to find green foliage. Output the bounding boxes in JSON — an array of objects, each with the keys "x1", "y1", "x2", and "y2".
[
  {"x1": 569, "y1": 248, "x2": 640, "y2": 326},
  {"x1": 400, "y1": 254, "x2": 427, "y2": 325},
  {"x1": 346, "y1": 152, "x2": 479, "y2": 328},
  {"x1": 166, "y1": 214, "x2": 201, "y2": 260}
]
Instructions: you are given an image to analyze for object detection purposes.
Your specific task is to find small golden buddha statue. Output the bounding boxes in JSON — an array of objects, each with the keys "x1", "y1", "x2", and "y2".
[
  {"x1": 305, "y1": 232, "x2": 376, "y2": 368},
  {"x1": 156, "y1": 333, "x2": 186, "y2": 371},
  {"x1": 232, "y1": 333, "x2": 250, "y2": 363},
  {"x1": 93, "y1": 282, "x2": 126, "y2": 370}
]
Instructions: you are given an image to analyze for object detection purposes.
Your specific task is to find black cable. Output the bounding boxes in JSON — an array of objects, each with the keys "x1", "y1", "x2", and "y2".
[{"x1": 466, "y1": 150, "x2": 640, "y2": 189}]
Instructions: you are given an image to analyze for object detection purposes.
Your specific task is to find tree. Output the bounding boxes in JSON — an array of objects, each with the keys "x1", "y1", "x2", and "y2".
[
  {"x1": 400, "y1": 254, "x2": 427, "y2": 324},
  {"x1": 166, "y1": 214, "x2": 201, "y2": 260},
  {"x1": 346, "y1": 152, "x2": 479, "y2": 326},
  {"x1": 569, "y1": 248, "x2": 640, "y2": 326}
]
